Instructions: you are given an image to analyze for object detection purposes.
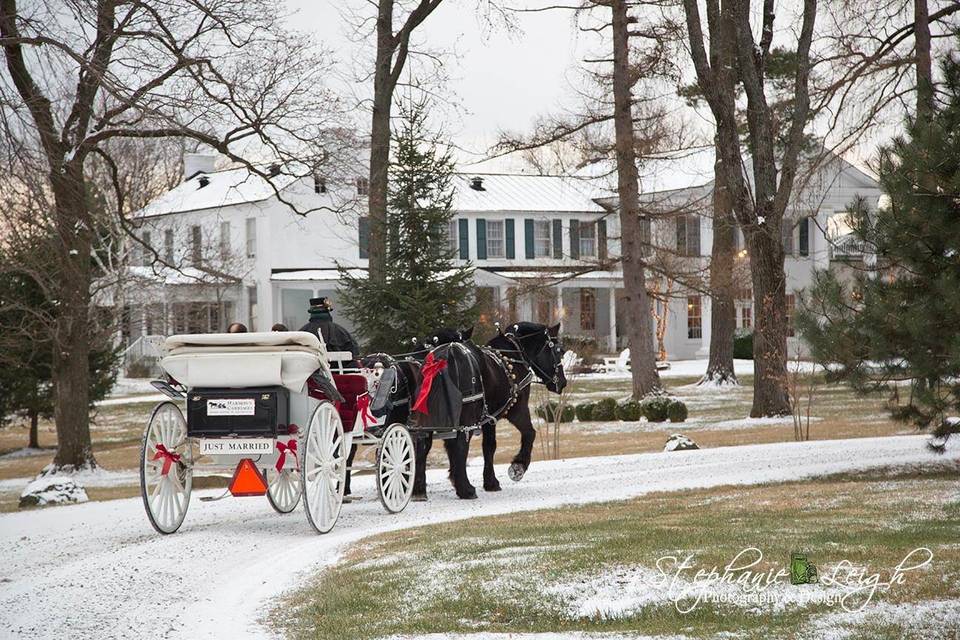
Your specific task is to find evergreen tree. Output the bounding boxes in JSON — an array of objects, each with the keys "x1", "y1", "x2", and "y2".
[
  {"x1": 339, "y1": 97, "x2": 478, "y2": 353},
  {"x1": 797, "y1": 43, "x2": 960, "y2": 450}
]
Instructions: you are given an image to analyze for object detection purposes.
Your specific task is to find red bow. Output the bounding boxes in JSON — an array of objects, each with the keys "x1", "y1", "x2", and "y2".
[
  {"x1": 356, "y1": 392, "x2": 375, "y2": 430},
  {"x1": 275, "y1": 438, "x2": 298, "y2": 473},
  {"x1": 152, "y1": 443, "x2": 181, "y2": 476},
  {"x1": 412, "y1": 352, "x2": 448, "y2": 415}
]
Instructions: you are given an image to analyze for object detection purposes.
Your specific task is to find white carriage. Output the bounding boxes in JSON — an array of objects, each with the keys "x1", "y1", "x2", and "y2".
[{"x1": 139, "y1": 331, "x2": 415, "y2": 535}]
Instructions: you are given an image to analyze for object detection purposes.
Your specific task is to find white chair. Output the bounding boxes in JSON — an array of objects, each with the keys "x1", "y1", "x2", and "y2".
[{"x1": 601, "y1": 348, "x2": 630, "y2": 374}]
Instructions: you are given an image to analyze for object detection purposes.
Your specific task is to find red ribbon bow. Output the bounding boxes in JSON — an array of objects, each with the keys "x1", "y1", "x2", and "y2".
[
  {"x1": 356, "y1": 392, "x2": 376, "y2": 430},
  {"x1": 412, "y1": 352, "x2": 448, "y2": 415},
  {"x1": 275, "y1": 438, "x2": 298, "y2": 473},
  {"x1": 152, "y1": 443, "x2": 181, "y2": 476}
]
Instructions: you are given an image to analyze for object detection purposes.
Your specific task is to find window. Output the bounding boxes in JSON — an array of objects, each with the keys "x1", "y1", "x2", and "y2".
[
  {"x1": 506, "y1": 287, "x2": 518, "y2": 319},
  {"x1": 164, "y1": 229, "x2": 174, "y2": 262},
  {"x1": 190, "y1": 225, "x2": 202, "y2": 266},
  {"x1": 536, "y1": 289, "x2": 555, "y2": 324},
  {"x1": 687, "y1": 295, "x2": 702, "y2": 339},
  {"x1": 140, "y1": 231, "x2": 152, "y2": 266},
  {"x1": 534, "y1": 220, "x2": 552, "y2": 258},
  {"x1": 798, "y1": 217, "x2": 810, "y2": 257},
  {"x1": 579, "y1": 221, "x2": 597, "y2": 257},
  {"x1": 476, "y1": 287, "x2": 497, "y2": 326},
  {"x1": 580, "y1": 288, "x2": 596, "y2": 331},
  {"x1": 639, "y1": 217, "x2": 652, "y2": 256},
  {"x1": 220, "y1": 221, "x2": 230, "y2": 261},
  {"x1": 447, "y1": 219, "x2": 459, "y2": 254},
  {"x1": 245, "y1": 217, "x2": 257, "y2": 258},
  {"x1": 782, "y1": 220, "x2": 795, "y2": 255},
  {"x1": 486, "y1": 220, "x2": 505, "y2": 258},
  {"x1": 740, "y1": 304, "x2": 752, "y2": 330},
  {"x1": 786, "y1": 294, "x2": 796, "y2": 337},
  {"x1": 314, "y1": 174, "x2": 326, "y2": 194},
  {"x1": 358, "y1": 216, "x2": 369, "y2": 259},
  {"x1": 355, "y1": 176, "x2": 369, "y2": 196},
  {"x1": 676, "y1": 215, "x2": 701, "y2": 256}
]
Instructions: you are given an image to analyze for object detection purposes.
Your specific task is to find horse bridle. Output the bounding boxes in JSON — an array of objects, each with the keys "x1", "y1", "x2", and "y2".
[{"x1": 503, "y1": 327, "x2": 563, "y2": 387}]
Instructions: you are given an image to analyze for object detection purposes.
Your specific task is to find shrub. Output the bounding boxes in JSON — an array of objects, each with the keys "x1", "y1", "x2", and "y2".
[
  {"x1": 667, "y1": 399, "x2": 688, "y2": 422},
  {"x1": 592, "y1": 397, "x2": 618, "y2": 421},
  {"x1": 575, "y1": 401, "x2": 595, "y2": 422},
  {"x1": 640, "y1": 395, "x2": 671, "y2": 422},
  {"x1": 616, "y1": 399, "x2": 642, "y2": 421},
  {"x1": 536, "y1": 401, "x2": 574, "y2": 423},
  {"x1": 733, "y1": 330, "x2": 754, "y2": 360}
]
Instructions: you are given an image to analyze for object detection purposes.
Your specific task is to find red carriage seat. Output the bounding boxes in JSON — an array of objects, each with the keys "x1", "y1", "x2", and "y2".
[{"x1": 308, "y1": 373, "x2": 367, "y2": 433}]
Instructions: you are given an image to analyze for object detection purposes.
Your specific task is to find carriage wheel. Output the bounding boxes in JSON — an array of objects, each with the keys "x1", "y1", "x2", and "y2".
[
  {"x1": 266, "y1": 468, "x2": 302, "y2": 514},
  {"x1": 140, "y1": 402, "x2": 192, "y2": 534},
  {"x1": 376, "y1": 423, "x2": 415, "y2": 514},
  {"x1": 301, "y1": 402, "x2": 346, "y2": 534}
]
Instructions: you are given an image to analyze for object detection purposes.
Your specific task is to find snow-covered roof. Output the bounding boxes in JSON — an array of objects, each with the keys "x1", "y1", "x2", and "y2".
[
  {"x1": 453, "y1": 173, "x2": 605, "y2": 213},
  {"x1": 128, "y1": 266, "x2": 237, "y2": 285},
  {"x1": 135, "y1": 167, "x2": 298, "y2": 218},
  {"x1": 637, "y1": 148, "x2": 716, "y2": 193},
  {"x1": 271, "y1": 269, "x2": 363, "y2": 282}
]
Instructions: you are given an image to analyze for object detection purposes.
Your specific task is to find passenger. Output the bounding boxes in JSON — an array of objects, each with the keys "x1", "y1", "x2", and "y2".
[
  {"x1": 227, "y1": 322, "x2": 248, "y2": 333},
  {"x1": 271, "y1": 323, "x2": 288, "y2": 331},
  {"x1": 299, "y1": 297, "x2": 360, "y2": 357}
]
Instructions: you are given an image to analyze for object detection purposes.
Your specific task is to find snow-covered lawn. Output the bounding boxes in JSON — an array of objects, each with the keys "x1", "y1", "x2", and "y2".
[{"x1": 0, "y1": 435, "x2": 953, "y2": 639}]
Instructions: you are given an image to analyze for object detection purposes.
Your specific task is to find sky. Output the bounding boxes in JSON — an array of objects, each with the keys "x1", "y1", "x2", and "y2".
[{"x1": 285, "y1": 1, "x2": 594, "y2": 172}]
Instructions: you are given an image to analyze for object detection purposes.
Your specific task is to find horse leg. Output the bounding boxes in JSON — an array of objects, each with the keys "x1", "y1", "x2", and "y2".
[
  {"x1": 412, "y1": 433, "x2": 433, "y2": 502},
  {"x1": 344, "y1": 443, "x2": 358, "y2": 495},
  {"x1": 505, "y1": 390, "x2": 536, "y2": 482},
  {"x1": 481, "y1": 421, "x2": 501, "y2": 492},
  {"x1": 444, "y1": 433, "x2": 477, "y2": 499}
]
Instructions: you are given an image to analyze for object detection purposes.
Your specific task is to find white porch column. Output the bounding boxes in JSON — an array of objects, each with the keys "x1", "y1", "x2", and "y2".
[
  {"x1": 608, "y1": 285, "x2": 617, "y2": 351},
  {"x1": 555, "y1": 285, "x2": 564, "y2": 330},
  {"x1": 696, "y1": 293, "x2": 712, "y2": 357}
]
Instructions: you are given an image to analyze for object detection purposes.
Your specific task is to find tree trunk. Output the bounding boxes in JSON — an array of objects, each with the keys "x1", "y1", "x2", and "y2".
[
  {"x1": 367, "y1": 0, "x2": 395, "y2": 285},
  {"x1": 611, "y1": 0, "x2": 661, "y2": 398},
  {"x1": 747, "y1": 222, "x2": 791, "y2": 417},
  {"x1": 914, "y1": 0, "x2": 934, "y2": 125},
  {"x1": 50, "y1": 167, "x2": 97, "y2": 471},
  {"x1": 28, "y1": 409, "x2": 39, "y2": 449},
  {"x1": 701, "y1": 143, "x2": 738, "y2": 385}
]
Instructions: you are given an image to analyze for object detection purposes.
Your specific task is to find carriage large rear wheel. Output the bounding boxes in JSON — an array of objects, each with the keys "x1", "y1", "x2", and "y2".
[
  {"x1": 301, "y1": 402, "x2": 346, "y2": 534},
  {"x1": 140, "y1": 402, "x2": 192, "y2": 534},
  {"x1": 376, "y1": 423, "x2": 415, "y2": 514}
]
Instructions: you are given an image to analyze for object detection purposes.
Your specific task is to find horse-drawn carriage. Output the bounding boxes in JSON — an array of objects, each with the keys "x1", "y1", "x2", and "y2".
[{"x1": 139, "y1": 331, "x2": 416, "y2": 535}]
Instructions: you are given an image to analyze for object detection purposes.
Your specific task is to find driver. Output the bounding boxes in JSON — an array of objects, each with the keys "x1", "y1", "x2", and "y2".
[{"x1": 299, "y1": 297, "x2": 360, "y2": 357}]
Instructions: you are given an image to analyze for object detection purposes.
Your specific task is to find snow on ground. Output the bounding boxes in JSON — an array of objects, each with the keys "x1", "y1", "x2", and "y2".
[
  {"x1": 0, "y1": 447, "x2": 49, "y2": 460},
  {"x1": 0, "y1": 435, "x2": 954, "y2": 640},
  {"x1": 0, "y1": 467, "x2": 138, "y2": 493},
  {"x1": 97, "y1": 393, "x2": 168, "y2": 407},
  {"x1": 576, "y1": 358, "x2": 820, "y2": 381},
  {"x1": 108, "y1": 377, "x2": 158, "y2": 396}
]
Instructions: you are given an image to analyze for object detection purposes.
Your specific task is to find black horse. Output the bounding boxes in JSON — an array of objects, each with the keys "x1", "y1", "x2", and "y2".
[{"x1": 411, "y1": 321, "x2": 567, "y2": 500}]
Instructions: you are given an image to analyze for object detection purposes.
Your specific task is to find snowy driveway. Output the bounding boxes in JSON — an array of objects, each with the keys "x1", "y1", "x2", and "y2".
[{"x1": 0, "y1": 435, "x2": 951, "y2": 639}]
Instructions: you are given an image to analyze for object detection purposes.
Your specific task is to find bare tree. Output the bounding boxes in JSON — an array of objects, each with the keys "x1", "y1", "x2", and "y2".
[
  {"x1": 681, "y1": 0, "x2": 817, "y2": 416},
  {"x1": 0, "y1": 0, "x2": 351, "y2": 472}
]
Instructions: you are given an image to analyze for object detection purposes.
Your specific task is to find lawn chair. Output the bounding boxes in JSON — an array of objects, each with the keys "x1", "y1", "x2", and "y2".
[{"x1": 601, "y1": 348, "x2": 630, "y2": 374}]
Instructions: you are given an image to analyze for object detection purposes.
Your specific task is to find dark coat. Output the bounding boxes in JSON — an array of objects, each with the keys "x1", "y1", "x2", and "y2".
[{"x1": 300, "y1": 310, "x2": 360, "y2": 357}]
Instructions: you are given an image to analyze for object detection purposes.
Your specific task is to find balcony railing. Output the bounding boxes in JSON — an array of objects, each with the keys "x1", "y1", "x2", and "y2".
[{"x1": 830, "y1": 235, "x2": 866, "y2": 260}]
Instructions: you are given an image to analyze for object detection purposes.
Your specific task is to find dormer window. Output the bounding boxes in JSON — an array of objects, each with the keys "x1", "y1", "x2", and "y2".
[{"x1": 314, "y1": 174, "x2": 326, "y2": 194}]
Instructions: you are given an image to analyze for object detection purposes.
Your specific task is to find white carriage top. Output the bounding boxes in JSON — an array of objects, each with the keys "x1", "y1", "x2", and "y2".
[{"x1": 160, "y1": 331, "x2": 335, "y2": 393}]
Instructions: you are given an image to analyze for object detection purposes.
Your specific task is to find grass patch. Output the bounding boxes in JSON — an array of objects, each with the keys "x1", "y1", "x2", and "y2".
[{"x1": 276, "y1": 467, "x2": 960, "y2": 640}]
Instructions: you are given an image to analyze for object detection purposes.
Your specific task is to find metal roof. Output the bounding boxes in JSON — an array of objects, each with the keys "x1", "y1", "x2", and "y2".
[{"x1": 452, "y1": 173, "x2": 606, "y2": 213}]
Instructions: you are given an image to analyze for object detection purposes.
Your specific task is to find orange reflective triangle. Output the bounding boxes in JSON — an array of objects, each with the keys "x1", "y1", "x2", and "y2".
[{"x1": 229, "y1": 458, "x2": 269, "y2": 497}]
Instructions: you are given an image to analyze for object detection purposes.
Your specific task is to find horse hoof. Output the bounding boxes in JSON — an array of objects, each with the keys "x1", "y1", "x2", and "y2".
[
  {"x1": 458, "y1": 488, "x2": 478, "y2": 500},
  {"x1": 411, "y1": 493, "x2": 428, "y2": 502},
  {"x1": 508, "y1": 463, "x2": 526, "y2": 482},
  {"x1": 484, "y1": 481, "x2": 502, "y2": 492}
]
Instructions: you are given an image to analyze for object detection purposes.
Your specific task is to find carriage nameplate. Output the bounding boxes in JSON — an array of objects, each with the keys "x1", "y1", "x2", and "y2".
[
  {"x1": 206, "y1": 398, "x2": 256, "y2": 416},
  {"x1": 199, "y1": 438, "x2": 274, "y2": 455}
]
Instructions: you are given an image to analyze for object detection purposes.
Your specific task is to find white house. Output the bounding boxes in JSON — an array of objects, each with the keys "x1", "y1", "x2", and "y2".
[{"x1": 120, "y1": 148, "x2": 881, "y2": 363}]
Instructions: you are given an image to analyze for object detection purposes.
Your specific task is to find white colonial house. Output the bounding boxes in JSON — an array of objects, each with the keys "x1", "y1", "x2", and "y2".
[{"x1": 118, "y1": 148, "x2": 881, "y2": 368}]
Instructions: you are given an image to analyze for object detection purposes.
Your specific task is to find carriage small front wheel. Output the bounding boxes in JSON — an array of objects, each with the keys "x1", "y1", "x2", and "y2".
[
  {"x1": 266, "y1": 468, "x2": 302, "y2": 514},
  {"x1": 301, "y1": 401, "x2": 346, "y2": 534},
  {"x1": 140, "y1": 401, "x2": 193, "y2": 534},
  {"x1": 376, "y1": 423, "x2": 415, "y2": 514}
]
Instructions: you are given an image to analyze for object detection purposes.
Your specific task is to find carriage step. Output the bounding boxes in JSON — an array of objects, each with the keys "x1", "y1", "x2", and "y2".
[{"x1": 199, "y1": 489, "x2": 232, "y2": 502}]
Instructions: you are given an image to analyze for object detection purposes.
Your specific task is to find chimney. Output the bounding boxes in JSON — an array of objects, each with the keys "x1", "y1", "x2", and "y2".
[
  {"x1": 183, "y1": 152, "x2": 217, "y2": 181},
  {"x1": 268, "y1": 163, "x2": 281, "y2": 177},
  {"x1": 470, "y1": 176, "x2": 485, "y2": 191},
  {"x1": 198, "y1": 176, "x2": 210, "y2": 189}
]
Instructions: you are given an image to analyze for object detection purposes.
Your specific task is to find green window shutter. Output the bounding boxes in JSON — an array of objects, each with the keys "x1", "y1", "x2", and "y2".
[
  {"x1": 359, "y1": 216, "x2": 369, "y2": 259},
  {"x1": 476, "y1": 218, "x2": 487, "y2": 260},
  {"x1": 569, "y1": 220, "x2": 580, "y2": 260},
  {"x1": 524, "y1": 218, "x2": 534, "y2": 259},
  {"x1": 676, "y1": 215, "x2": 686, "y2": 255},
  {"x1": 598, "y1": 219, "x2": 608, "y2": 261},
  {"x1": 458, "y1": 218, "x2": 469, "y2": 260},
  {"x1": 505, "y1": 219, "x2": 515, "y2": 259},
  {"x1": 552, "y1": 219, "x2": 562, "y2": 258},
  {"x1": 798, "y1": 217, "x2": 810, "y2": 256}
]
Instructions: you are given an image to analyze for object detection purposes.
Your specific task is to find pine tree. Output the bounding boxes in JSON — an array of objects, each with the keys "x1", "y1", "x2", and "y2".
[
  {"x1": 797, "y1": 43, "x2": 960, "y2": 450},
  {"x1": 339, "y1": 97, "x2": 478, "y2": 353}
]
